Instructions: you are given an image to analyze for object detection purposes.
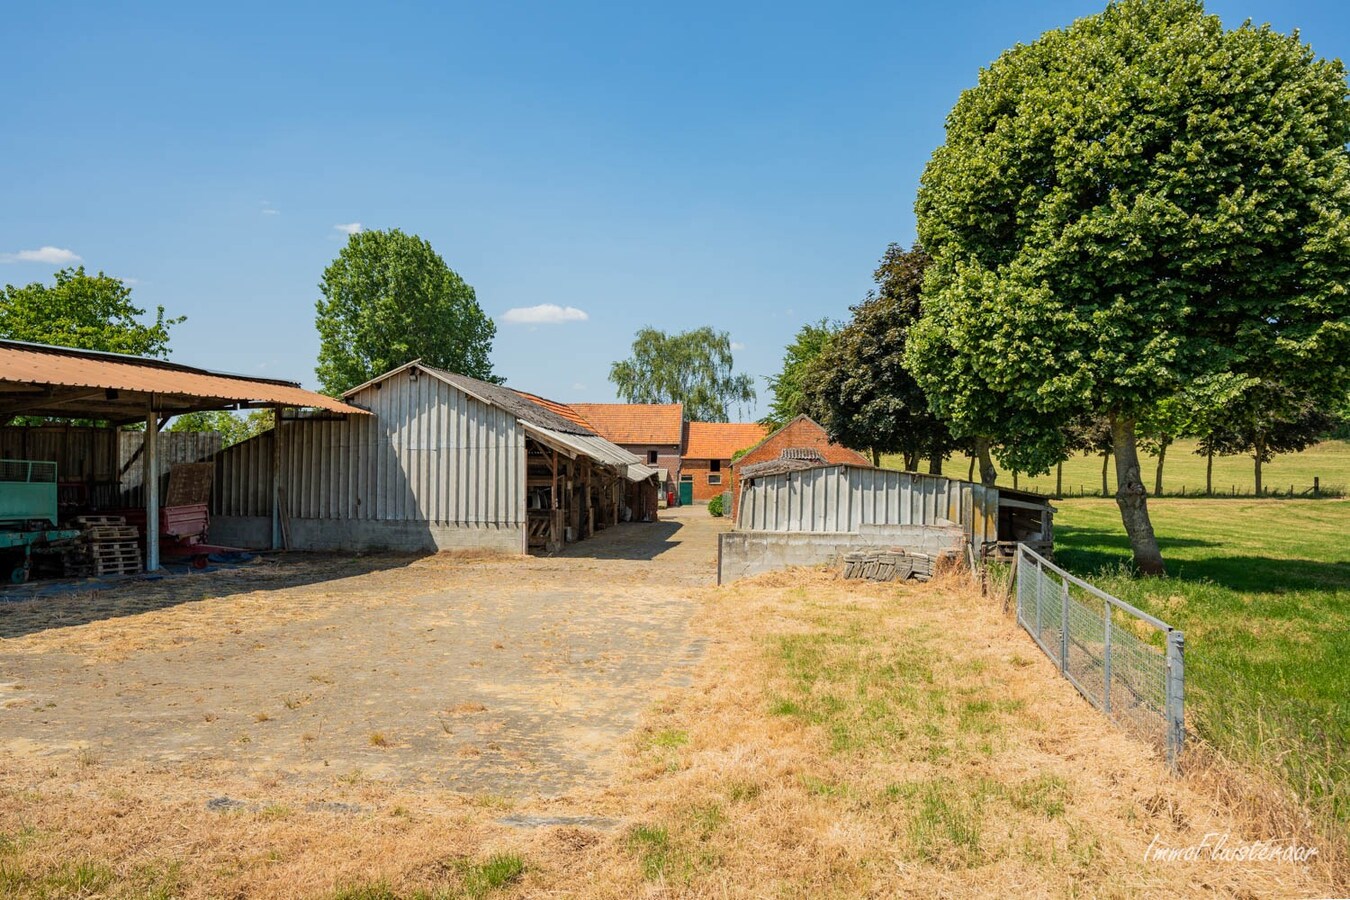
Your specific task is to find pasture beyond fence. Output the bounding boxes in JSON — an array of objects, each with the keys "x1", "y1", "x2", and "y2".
[{"x1": 1012, "y1": 544, "x2": 1185, "y2": 770}]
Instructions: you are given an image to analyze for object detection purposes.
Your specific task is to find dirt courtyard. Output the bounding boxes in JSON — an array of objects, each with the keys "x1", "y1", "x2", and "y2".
[{"x1": 0, "y1": 506, "x2": 723, "y2": 797}]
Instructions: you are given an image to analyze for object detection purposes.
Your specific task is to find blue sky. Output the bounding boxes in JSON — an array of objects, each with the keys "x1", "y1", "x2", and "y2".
[{"x1": 3, "y1": 1, "x2": 1348, "y2": 418}]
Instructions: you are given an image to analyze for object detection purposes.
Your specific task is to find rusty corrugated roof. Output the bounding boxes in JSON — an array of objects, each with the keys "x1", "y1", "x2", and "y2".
[
  {"x1": 570, "y1": 403, "x2": 685, "y2": 445},
  {"x1": 0, "y1": 340, "x2": 366, "y2": 418},
  {"x1": 683, "y1": 421, "x2": 769, "y2": 460}
]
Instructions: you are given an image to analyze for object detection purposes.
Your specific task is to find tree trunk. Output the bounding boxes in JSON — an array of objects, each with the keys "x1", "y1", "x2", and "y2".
[
  {"x1": 871, "y1": 448, "x2": 880, "y2": 467},
  {"x1": 967, "y1": 455, "x2": 975, "y2": 481},
  {"x1": 1111, "y1": 416, "x2": 1166, "y2": 576},
  {"x1": 1254, "y1": 444, "x2": 1264, "y2": 496},
  {"x1": 975, "y1": 437, "x2": 997, "y2": 487},
  {"x1": 1154, "y1": 440, "x2": 1169, "y2": 496},
  {"x1": 903, "y1": 450, "x2": 920, "y2": 472},
  {"x1": 1205, "y1": 447, "x2": 1213, "y2": 496},
  {"x1": 1100, "y1": 452, "x2": 1111, "y2": 496},
  {"x1": 1056, "y1": 460, "x2": 1063, "y2": 497},
  {"x1": 1012, "y1": 470, "x2": 1019, "y2": 490},
  {"x1": 928, "y1": 455, "x2": 943, "y2": 475}
]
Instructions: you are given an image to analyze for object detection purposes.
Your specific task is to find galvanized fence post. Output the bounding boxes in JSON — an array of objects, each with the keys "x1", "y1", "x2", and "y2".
[
  {"x1": 1059, "y1": 577, "x2": 1070, "y2": 674},
  {"x1": 1165, "y1": 630, "x2": 1185, "y2": 771},
  {"x1": 1102, "y1": 601, "x2": 1112, "y2": 715}
]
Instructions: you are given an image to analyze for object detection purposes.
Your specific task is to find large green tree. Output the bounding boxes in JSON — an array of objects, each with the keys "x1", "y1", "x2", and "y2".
[
  {"x1": 609, "y1": 327, "x2": 755, "y2": 423},
  {"x1": 315, "y1": 229, "x2": 496, "y2": 395},
  {"x1": 0, "y1": 266, "x2": 182, "y2": 356},
  {"x1": 909, "y1": 0, "x2": 1350, "y2": 574},
  {"x1": 168, "y1": 409, "x2": 272, "y2": 448},
  {"x1": 761, "y1": 318, "x2": 838, "y2": 429},
  {"x1": 806, "y1": 243, "x2": 958, "y2": 470}
]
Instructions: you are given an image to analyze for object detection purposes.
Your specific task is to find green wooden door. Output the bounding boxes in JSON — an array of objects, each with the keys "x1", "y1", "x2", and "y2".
[{"x1": 679, "y1": 480, "x2": 693, "y2": 506}]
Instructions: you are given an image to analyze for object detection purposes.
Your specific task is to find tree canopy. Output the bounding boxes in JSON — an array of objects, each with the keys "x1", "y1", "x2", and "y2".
[
  {"x1": 761, "y1": 318, "x2": 838, "y2": 429},
  {"x1": 806, "y1": 243, "x2": 957, "y2": 470},
  {"x1": 609, "y1": 327, "x2": 755, "y2": 423},
  {"x1": 908, "y1": 0, "x2": 1350, "y2": 574},
  {"x1": 167, "y1": 410, "x2": 272, "y2": 448},
  {"x1": 0, "y1": 266, "x2": 182, "y2": 357},
  {"x1": 315, "y1": 229, "x2": 496, "y2": 396}
]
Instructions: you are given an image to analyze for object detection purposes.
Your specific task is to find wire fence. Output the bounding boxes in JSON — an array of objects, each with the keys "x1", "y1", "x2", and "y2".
[{"x1": 1013, "y1": 544, "x2": 1185, "y2": 770}]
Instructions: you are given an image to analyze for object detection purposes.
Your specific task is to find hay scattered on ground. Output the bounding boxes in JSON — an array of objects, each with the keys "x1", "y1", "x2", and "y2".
[{"x1": 0, "y1": 553, "x2": 1338, "y2": 897}]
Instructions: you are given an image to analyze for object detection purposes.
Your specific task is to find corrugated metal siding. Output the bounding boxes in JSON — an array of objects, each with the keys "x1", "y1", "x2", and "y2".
[
  {"x1": 120, "y1": 431, "x2": 222, "y2": 505},
  {"x1": 736, "y1": 465, "x2": 1000, "y2": 541},
  {"x1": 213, "y1": 370, "x2": 525, "y2": 525}
]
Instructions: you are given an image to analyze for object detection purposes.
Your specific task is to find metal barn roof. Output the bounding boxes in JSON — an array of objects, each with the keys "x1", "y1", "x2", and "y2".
[{"x1": 0, "y1": 340, "x2": 367, "y2": 420}]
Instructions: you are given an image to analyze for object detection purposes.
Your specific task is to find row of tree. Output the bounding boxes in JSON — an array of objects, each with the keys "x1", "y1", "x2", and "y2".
[{"x1": 767, "y1": 0, "x2": 1350, "y2": 575}]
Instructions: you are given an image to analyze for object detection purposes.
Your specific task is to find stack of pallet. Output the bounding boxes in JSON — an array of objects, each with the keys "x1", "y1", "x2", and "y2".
[{"x1": 65, "y1": 515, "x2": 143, "y2": 577}]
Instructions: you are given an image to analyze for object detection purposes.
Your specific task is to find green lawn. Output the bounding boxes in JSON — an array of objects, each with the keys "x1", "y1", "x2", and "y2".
[
  {"x1": 884, "y1": 438, "x2": 1350, "y2": 497},
  {"x1": 1049, "y1": 497, "x2": 1350, "y2": 833}
]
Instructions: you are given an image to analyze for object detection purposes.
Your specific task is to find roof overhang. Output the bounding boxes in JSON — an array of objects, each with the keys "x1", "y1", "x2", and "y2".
[
  {"x1": 0, "y1": 340, "x2": 366, "y2": 422},
  {"x1": 523, "y1": 423, "x2": 642, "y2": 472}
]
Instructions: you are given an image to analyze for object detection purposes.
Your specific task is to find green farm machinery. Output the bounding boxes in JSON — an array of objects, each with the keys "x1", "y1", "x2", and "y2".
[{"x1": 0, "y1": 459, "x2": 80, "y2": 584}]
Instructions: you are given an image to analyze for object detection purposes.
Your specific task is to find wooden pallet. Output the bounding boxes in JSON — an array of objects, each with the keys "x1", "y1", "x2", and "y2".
[
  {"x1": 93, "y1": 558, "x2": 141, "y2": 576},
  {"x1": 89, "y1": 545, "x2": 140, "y2": 560},
  {"x1": 83, "y1": 525, "x2": 140, "y2": 541},
  {"x1": 74, "y1": 515, "x2": 127, "y2": 527}
]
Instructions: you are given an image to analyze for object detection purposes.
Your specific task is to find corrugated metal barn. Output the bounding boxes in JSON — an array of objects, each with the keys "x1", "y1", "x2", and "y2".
[
  {"x1": 210, "y1": 361, "x2": 658, "y2": 554},
  {"x1": 720, "y1": 461, "x2": 1054, "y2": 583}
]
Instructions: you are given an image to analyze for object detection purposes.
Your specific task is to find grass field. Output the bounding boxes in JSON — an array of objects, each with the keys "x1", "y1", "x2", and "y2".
[
  {"x1": 1047, "y1": 498, "x2": 1350, "y2": 842},
  {"x1": 886, "y1": 438, "x2": 1350, "y2": 497}
]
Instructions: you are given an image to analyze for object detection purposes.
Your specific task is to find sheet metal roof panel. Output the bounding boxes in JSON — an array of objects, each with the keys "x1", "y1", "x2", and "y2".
[
  {"x1": 0, "y1": 341, "x2": 366, "y2": 414},
  {"x1": 625, "y1": 463, "x2": 659, "y2": 483},
  {"x1": 522, "y1": 423, "x2": 641, "y2": 470}
]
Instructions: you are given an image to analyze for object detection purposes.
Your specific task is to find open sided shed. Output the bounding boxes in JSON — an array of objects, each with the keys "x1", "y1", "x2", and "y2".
[
  {"x1": 209, "y1": 361, "x2": 659, "y2": 554},
  {"x1": 0, "y1": 340, "x2": 366, "y2": 570}
]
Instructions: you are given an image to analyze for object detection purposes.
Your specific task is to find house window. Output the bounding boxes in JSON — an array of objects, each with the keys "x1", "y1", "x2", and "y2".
[
  {"x1": 647, "y1": 450, "x2": 658, "y2": 464},
  {"x1": 708, "y1": 473, "x2": 722, "y2": 485},
  {"x1": 680, "y1": 474, "x2": 694, "y2": 482},
  {"x1": 710, "y1": 459, "x2": 721, "y2": 473}
]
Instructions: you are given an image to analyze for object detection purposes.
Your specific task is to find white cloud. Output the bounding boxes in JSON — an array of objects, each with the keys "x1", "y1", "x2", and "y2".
[
  {"x1": 730, "y1": 341, "x2": 746, "y2": 351},
  {"x1": 261, "y1": 208, "x2": 281, "y2": 216},
  {"x1": 334, "y1": 222, "x2": 362, "y2": 235},
  {"x1": 1, "y1": 246, "x2": 82, "y2": 264},
  {"x1": 118, "y1": 276, "x2": 141, "y2": 286},
  {"x1": 500, "y1": 304, "x2": 589, "y2": 325}
]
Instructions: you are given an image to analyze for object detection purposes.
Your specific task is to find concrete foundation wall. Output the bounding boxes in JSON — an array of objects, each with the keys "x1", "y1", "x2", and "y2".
[
  {"x1": 717, "y1": 525, "x2": 964, "y2": 584},
  {"x1": 210, "y1": 516, "x2": 525, "y2": 554}
]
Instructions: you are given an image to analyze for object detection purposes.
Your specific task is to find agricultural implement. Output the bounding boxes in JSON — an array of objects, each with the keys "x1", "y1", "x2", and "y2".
[
  {"x1": 0, "y1": 459, "x2": 80, "y2": 583},
  {"x1": 118, "y1": 462, "x2": 241, "y2": 568}
]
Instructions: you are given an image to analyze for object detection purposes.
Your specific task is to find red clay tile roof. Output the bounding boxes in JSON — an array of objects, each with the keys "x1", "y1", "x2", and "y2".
[
  {"x1": 683, "y1": 422, "x2": 769, "y2": 460},
  {"x1": 570, "y1": 403, "x2": 684, "y2": 445},
  {"x1": 512, "y1": 390, "x2": 597, "y2": 433}
]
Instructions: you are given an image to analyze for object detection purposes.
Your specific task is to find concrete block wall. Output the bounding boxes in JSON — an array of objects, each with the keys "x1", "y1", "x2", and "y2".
[{"x1": 717, "y1": 525, "x2": 964, "y2": 584}]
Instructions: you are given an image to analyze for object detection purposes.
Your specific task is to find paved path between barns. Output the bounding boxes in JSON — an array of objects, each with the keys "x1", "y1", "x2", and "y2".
[{"x1": 0, "y1": 505, "x2": 727, "y2": 798}]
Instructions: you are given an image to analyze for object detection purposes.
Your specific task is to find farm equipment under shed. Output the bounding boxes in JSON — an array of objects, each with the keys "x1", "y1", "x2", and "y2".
[{"x1": 0, "y1": 459, "x2": 80, "y2": 583}]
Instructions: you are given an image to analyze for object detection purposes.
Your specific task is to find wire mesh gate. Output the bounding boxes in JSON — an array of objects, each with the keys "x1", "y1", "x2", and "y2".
[{"x1": 1013, "y1": 544, "x2": 1185, "y2": 770}]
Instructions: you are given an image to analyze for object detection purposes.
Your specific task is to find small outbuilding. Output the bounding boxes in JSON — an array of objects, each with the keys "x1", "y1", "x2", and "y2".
[
  {"x1": 727, "y1": 415, "x2": 871, "y2": 520},
  {"x1": 721, "y1": 461, "x2": 1054, "y2": 583},
  {"x1": 210, "y1": 361, "x2": 658, "y2": 554}
]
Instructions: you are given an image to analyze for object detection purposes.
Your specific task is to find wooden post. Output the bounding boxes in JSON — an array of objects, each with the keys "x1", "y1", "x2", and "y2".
[
  {"x1": 1314, "y1": 476, "x2": 1320, "y2": 497},
  {"x1": 1165, "y1": 630, "x2": 1185, "y2": 772},
  {"x1": 144, "y1": 405, "x2": 160, "y2": 572}
]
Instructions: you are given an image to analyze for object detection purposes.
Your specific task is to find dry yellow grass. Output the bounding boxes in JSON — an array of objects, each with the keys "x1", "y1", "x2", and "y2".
[{"x1": 0, "y1": 566, "x2": 1338, "y2": 897}]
